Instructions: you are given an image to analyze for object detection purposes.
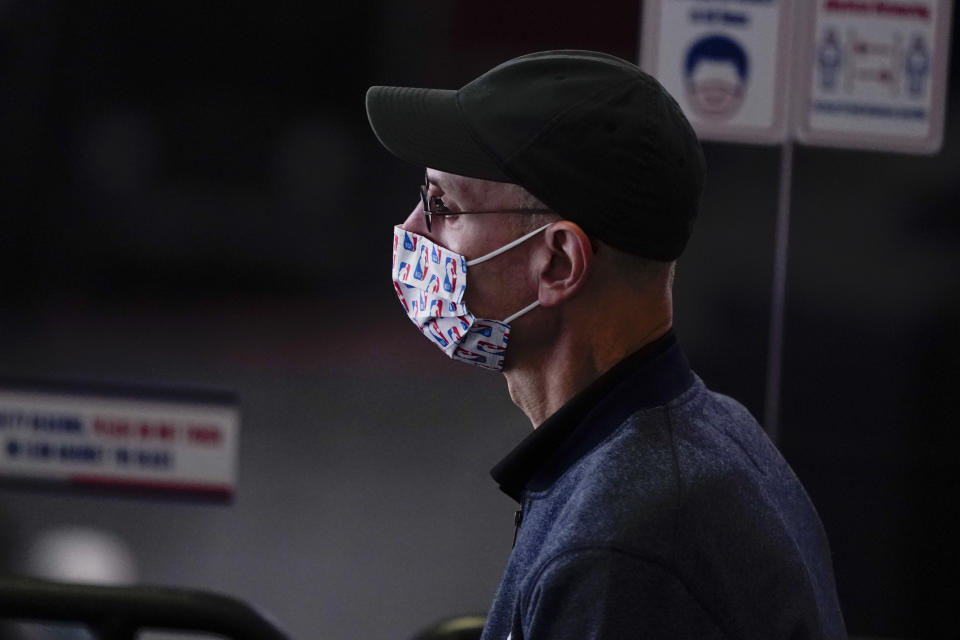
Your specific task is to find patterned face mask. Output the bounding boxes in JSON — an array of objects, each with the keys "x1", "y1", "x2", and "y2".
[{"x1": 391, "y1": 224, "x2": 549, "y2": 371}]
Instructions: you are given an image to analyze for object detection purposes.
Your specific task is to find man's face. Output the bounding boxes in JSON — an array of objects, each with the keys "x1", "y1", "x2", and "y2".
[{"x1": 400, "y1": 169, "x2": 539, "y2": 323}]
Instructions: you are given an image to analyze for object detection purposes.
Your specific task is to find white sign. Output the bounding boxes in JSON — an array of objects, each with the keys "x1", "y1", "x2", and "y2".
[
  {"x1": 641, "y1": 0, "x2": 794, "y2": 144},
  {"x1": 641, "y1": 0, "x2": 953, "y2": 154},
  {"x1": 794, "y1": 0, "x2": 953, "y2": 153},
  {"x1": 0, "y1": 384, "x2": 239, "y2": 500}
]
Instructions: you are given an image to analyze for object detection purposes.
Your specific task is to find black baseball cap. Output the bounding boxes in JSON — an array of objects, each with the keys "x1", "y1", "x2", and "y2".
[{"x1": 366, "y1": 50, "x2": 705, "y2": 261}]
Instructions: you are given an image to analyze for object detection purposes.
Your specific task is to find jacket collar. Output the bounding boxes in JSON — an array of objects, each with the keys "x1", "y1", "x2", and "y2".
[{"x1": 490, "y1": 329, "x2": 694, "y2": 502}]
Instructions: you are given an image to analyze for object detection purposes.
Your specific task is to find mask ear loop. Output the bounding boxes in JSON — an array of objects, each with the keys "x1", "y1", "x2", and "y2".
[
  {"x1": 465, "y1": 223, "x2": 550, "y2": 324},
  {"x1": 503, "y1": 300, "x2": 540, "y2": 324},
  {"x1": 465, "y1": 224, "x2": 551, "y2": 267}
]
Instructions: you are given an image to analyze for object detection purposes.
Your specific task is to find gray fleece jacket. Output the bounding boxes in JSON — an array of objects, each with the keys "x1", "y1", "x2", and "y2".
[{"x1": 482, "y1": 332, "x2": 846, "y2": 640}]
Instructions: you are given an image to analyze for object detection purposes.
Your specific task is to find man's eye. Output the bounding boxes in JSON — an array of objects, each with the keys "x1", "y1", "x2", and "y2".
[{"x1": 429, "y1": 196, "x2": 451, "y2": 213}]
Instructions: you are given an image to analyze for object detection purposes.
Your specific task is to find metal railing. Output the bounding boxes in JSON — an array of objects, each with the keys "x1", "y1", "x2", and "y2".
[{"x1": 0, "y1": 577, "x2": 290, "y2": 640}]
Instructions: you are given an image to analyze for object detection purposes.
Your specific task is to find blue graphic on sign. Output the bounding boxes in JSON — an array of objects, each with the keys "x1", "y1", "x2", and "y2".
[
  {"x1": 690, "y1": 9, "x2": 748, "y2": 26},
  {"x1": 0, "y1": 411, "x2": 83, "y2": 433},
  {"x1": 684, "y1": 34, "x2": 749, "y2": 120},
  {"x1": 4, "y1": 436, "x2": 174, "y2": 470},
  {"x1": 115, "y1": 447, "x2": 173, "y2": 468},
  {"x1": 4, "y1": 438, "x2": 104, "y2": 463},
  {"x1": 812, "y1": 101, "x2": 925, "y2": 120},
  {"x1": 818, "y1": 29, "x2": 843, "y2": 91},
  {"x1": 905, "y1": 35, "x2": 930, "y2": 98}
]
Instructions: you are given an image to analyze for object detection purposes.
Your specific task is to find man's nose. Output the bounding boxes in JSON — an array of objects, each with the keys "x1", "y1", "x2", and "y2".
[{"x1": 401, "y1": 201, "x2": 430, "y2": 235}]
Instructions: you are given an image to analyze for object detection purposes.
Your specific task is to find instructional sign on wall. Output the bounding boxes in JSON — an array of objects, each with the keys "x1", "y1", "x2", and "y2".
[
  {"x1": 641, "y1": 0, "x2": 794, "y2": 144},
  {"x1": 0, "y1": 381, "x2": 239, "y2": 501},
  {"x1": 794, "y1": 0, "x2": 953, "y2": 153}
]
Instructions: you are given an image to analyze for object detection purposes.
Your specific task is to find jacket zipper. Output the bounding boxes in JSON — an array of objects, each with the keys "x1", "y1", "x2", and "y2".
[{"x1": 512, "y1": 508, "x2": 523, "y2": 548}]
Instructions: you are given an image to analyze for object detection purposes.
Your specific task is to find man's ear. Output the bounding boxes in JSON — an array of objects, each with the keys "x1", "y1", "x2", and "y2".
[{"x1": 536, "y1": 221, "x2": 594, "y2": 307}]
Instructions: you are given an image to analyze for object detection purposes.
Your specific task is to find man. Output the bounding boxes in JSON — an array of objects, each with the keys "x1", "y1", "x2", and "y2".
[{"x1": 367, "y1": 50, "x2": 846, "y2": 639}]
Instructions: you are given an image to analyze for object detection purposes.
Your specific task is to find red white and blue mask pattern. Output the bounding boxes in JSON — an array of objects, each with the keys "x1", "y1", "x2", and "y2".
[{"x1": 391, "y1": 224, "x2": 548, "y2": 371}]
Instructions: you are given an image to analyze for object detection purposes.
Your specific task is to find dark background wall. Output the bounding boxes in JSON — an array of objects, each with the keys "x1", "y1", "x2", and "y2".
[{"x1": 0, "y1": 1, "x2": 957, "y2": 638}]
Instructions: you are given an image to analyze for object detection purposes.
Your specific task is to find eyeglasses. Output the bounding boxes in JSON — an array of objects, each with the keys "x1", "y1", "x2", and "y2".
[{"x1": 419, "y1": 171, "x2": 553, "y2": 232}]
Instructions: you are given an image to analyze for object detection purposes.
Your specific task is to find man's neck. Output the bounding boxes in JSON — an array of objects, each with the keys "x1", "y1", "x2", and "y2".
[{"x1": 504, "y1": 317, "x2": 673, "y2": 428}]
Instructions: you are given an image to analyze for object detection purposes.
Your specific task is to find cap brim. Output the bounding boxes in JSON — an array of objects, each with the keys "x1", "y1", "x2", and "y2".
[{"x1": 365, "y1": 86, "x2": 513, "y2": 183}]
